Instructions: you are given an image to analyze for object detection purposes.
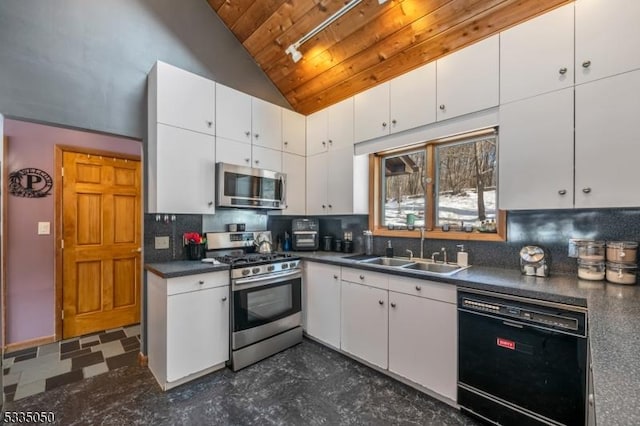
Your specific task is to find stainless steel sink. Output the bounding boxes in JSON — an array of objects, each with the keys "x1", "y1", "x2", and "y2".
[
  {"x1": 403, "y1": 261, "x2": 467, "y2": 275},
  {"x1": 360, "y1": 257, "x2": 415, "y2": 267}
]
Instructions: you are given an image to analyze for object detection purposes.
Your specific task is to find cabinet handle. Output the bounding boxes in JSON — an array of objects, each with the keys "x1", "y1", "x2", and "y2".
[
  {"x1": 208, "y1": 201, "x2": 214, "y2": 206},
  {"x1": 390, "y1": 302, "x2": 396, "y2": 308},
  {"x1": 322, "y1": 141, "x2": 326, "y2": 146},
  {"x1": 245, "y1": 131, "x2": 250, "y2": 137},
  {"x1": 359, "y1": 275, "x2": 365, "y2": 280},
  {"x1": 245, "y1": 158, "x2": 250, "y2": 163},
  {"x1": 439, "y1": 104, "x2": 445, "y2": 110},
  {"x1": 284, "y1": 141, "x2": 288, "y2": 145},
  {"x1": 558, "y1": 189, "x2": 567, "y2": 195},
  {"x1": 328, "y1": 139, "x2": 333, "y2": 145},
  {"x1": 559, "y1": 67, "x2": 567, "y2": 75},
  {"x1": 378, "y1": 300, "x2": 384, "y2": 305},
  {"x1": 582, "y1": 187, "x2": 592, "y2": 194},
  {"x1": 582, "y1": 60, "x2": 591, "y2": 68},
  {"x1": 254, "y1": 133, "x2": 259, "y2": 139},
  {"x1": 333, "y1": 274, "x2": 338, "y2": 279},
  {"x1": 221, "y1": 297, "x2": 227, "y2": 302},
  {"x1": 328, "y1": 204, "x2": 332, "y2": 208},
  {"x1": 391, "y1": 119, "x2": 397, "y2": 125},
  {"x1": 198, "y1": 280, "x2": 205, "y2": 285},
  {"x1": 206, "y1": 121, "x2": 213, "y2": 127},
  {"x1": 322, "y1": 204, "x2": 326, "y2": 209},
  {"x1": 255, "y1": 160, "x2": 260, "y2": 165},
  {"x1": 415, "y1": 285, "x2": 421, "y2": 291},
  {"x1": 382, "y1": 122, "x2": 387, "y2": 127}
]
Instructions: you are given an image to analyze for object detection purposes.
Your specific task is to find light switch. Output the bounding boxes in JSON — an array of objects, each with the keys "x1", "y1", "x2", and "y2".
[
  {"x1": 38, "y1": 222, "x2": 50, "y2": 235},
  {"x1": 155, "y1": 236, "x2": 170, "y2": 249}
]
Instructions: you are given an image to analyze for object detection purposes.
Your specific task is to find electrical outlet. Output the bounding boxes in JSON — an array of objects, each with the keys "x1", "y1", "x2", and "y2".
[{"x1": 155, "y1": 236, "x2": 170, "y2": 250}]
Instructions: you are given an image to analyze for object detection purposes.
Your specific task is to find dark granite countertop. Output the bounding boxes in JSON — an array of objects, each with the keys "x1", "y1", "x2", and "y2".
[
  {"x1": 295, "y1": 251, "x2": 640, "y2": 426},
  {"x1": 144, "y1": 260, "x2": 229, "y2": 278}
]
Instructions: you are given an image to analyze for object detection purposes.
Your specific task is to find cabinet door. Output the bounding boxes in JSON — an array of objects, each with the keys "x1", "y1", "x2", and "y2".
[
  {"x1": 215, "y1": 83, "x2": 252, "y2": 143},
  {"x1": 215, "y1": 137, "x2": 252, "y2": 168},
  {"x1": 306, "y1": 109, "x2": 328, "y2": 156},
  {"x1": 575, "y1": 70, "x2": 640, "y2": 208},
  {"x1": 282, "y1": 153, "x2": 306, "y2": 215},
  {"x1": 436, "y1": 35, "x2": 499, "y2": 121},
  {"x1": 576, "y1": 0, "x2": 640, "y2": 84},
  {"x1": 388, "y1": 291, "x2": 457, "y2": 401},
  {"x1": 305, "y1": 263, "x2": 341, "y2": 348},
  {"x1": 327, "y1": 97, "x2": 355, "y2": 150},
  {"x1": 166, "y1": 285, "x2": 229, "y2": 382},
  {"x1": 340, "y1": 281, "x2": 388, "y2": 369},
  {"x1": 155, "y1": 62, "x2": 215, "y2": 135},
  {"x1": 252, "y1": 98, "x2": 282, "y2": 151},
  {"x1": 500, "y1": 4, "x2": 574, "y2": 104},
  {"x1": 390, "y1": 63, "x2": 436, "y2": 133},
  {"x1": 354, "y1": 83, "x2": 389, "y2": 143},
  {"x1": 327, "y1": 146, "x2": 354, "y2": 215},
  {"x1": 252, "y1": 145, "x2": 282, "y2": 172},
  {"x1": 306, "y1": 153, "x2": 328, "y2": 215},
  {"x1": 499, "y1": 88, "x2": 574, "y2": 210},
  {"x1": 155, "y1": 124, "x2": 215, "y2": 214},
  {"x1": 282, "y1": 108, "x2": 306, "y2": 156}
]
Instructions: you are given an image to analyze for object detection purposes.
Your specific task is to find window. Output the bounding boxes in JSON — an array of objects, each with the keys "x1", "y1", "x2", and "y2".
[{"x1": 370, "y1": 129, "x2": 506, "y2": 241}]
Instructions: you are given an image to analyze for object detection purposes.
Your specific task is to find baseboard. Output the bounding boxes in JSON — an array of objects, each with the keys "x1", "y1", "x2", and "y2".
[
  {"x1": 4, "y1": 335, "x2": 56, "y2": 353},
  {"x1": 137, "y1": 352, "x2": 148, "y2": 367}
]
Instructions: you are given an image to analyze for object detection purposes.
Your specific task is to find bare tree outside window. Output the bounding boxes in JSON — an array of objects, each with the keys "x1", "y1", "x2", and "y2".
[{"x1": 382, "y1": 151, "x2": 426, "y2": 228}]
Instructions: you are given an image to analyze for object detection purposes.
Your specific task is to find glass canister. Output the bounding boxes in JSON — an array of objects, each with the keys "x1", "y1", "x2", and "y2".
[
  {"x1": 606, "y1": 262, "x2": 637, "y2": 285},
  {"x1": 577, "y1": 259, "x2": 605, "y2": 281},
  {"x1": 363, "y1": 230, "x2": 373, "y2": 255},
  {"x1": 576, "y1": 240, "x2": 606, "y2": 261},
  {"x1": 606, "y1": 241, "x2": 638, "y2": 264}
]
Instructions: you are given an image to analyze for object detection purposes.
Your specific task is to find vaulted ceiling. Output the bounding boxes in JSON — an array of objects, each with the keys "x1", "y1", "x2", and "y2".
[{"x1": 207, "y1": 0, "x2": 572, "y2": 115}]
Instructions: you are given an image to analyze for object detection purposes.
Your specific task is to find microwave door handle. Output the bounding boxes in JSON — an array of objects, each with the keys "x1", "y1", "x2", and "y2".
[{"x1": 280, "y1": 176, "x2": 286, "y2": 206}]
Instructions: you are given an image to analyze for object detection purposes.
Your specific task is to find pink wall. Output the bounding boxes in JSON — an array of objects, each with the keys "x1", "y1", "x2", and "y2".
[{"x1": 5, "y1": 119, "x2": 141, "y2": 345}]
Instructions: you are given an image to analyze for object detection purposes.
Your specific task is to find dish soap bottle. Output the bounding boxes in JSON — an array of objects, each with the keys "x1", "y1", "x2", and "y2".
[
  {"x1": 283, "y1": 232, "x2": 292, "y2": 252},
  {"x1": 385, "y1": 240, "x2": 394, "y2": 258},
  {"x1": 456, "y1": 244, "x2": 468, "y2": 267}
]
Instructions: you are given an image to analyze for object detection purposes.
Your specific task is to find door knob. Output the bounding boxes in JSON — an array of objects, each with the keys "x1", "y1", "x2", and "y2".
[{"x1": 131, "y1": 247, "x2": 142, "y2": 253}]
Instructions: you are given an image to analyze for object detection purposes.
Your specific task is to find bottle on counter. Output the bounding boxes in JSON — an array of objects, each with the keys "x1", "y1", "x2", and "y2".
[
  {"x1": 364, "y1": 230, "x2": 373, "y2": 255},
  {"x1": 283, "y1": 232, "x2": 291, "y2": 252},
  {"x1": 385, "y1": 240, "x2": 394, "y2": 258}
]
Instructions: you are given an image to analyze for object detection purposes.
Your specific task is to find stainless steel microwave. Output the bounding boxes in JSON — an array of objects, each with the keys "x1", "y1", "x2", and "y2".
[{"x1": 216, "y1": 162, "x2": 286, "y2": 209}]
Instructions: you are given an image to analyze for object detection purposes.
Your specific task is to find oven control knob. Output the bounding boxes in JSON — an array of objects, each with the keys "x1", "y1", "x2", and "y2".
[
  {"x1": 242, "y1": 269, "x2": 250, "y2": 276},
  {"x1": 282, "y1": 263, "x2": 289, "y2": 269},
  {"x1": 267, "y1": 265, "x2": 275, "y2": 272},
  {"x1": 252, "y1": 267, "x2": 261, "y2": 274}
]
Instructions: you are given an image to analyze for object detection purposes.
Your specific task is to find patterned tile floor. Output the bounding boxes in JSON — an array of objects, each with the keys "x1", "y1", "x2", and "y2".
[{"x1": 3, "y1": 324, "x2": 140, "y2": 402}]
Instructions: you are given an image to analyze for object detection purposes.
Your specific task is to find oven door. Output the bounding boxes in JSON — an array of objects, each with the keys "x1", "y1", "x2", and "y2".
[{"x1": 232, "y1": 270, "x2": 302, "y2": 350}]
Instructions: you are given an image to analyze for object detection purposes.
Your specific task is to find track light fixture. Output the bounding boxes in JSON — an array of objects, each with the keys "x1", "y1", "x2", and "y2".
[{"x1": 285, "y1": 0, "x2": 389, "y2": 63}]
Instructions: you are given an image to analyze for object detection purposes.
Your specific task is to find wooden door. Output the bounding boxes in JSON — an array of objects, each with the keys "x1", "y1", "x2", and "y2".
[{"x1": 62, "y1": 151, "x2": 141, "y2": 338}]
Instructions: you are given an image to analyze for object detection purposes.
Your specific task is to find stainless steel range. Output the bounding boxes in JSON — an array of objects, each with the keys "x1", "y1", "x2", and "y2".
[{"x1": 206, "y1": 231, "x2": 302, "y2": 371}]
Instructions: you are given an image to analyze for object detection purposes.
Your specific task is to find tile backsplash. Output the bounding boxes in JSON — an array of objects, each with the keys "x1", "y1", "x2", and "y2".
[{"x1": 144, "y1": 214, "x2": 202, "y2": 263}]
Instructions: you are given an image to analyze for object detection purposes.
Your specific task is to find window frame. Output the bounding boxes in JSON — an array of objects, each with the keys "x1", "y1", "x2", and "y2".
[{"x1": 368, "y1": 130, "x2": 506, "y2": 242}]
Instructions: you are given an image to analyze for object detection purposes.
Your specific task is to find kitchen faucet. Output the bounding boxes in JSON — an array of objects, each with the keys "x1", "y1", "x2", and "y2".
[
  {"x1": 431, "y1": 251, "x2": 441, "y2": 262},
  {"x1": 405, "y1": 249, "x2": 413, "y2": 260}
]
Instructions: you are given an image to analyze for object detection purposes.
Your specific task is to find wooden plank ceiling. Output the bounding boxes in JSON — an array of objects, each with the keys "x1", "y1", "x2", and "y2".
[{"x1": 208, "y1": 0, "x2": 573, "y2": 115}]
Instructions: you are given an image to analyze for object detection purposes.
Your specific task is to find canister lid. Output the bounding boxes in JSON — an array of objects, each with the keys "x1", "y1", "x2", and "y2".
[
  {"x1": 578, "y1": 258, "x2": 605, "y2": 267},
  {"x1": 576, "y1": 240, "x2": 605, "y2": 247},
  {"x1": 605, "y1": 261, "x2": 637, "y2": 270},
  {"x1": 606, "y1": 241, "x2": 638, "y2": 249}
]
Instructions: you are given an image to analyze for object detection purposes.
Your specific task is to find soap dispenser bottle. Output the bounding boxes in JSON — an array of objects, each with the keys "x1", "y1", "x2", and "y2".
[
  {"x1": 456, "y1": 244, "x2": 468, "y2": 267},
  {"x1": 385, "y1": 240, "x2": 394, "y2": 258}
]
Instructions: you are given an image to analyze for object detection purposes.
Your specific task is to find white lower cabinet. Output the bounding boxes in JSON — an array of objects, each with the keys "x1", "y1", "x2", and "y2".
[
  {"x1": 388, "y1": 288, "x2": 457, "y2": 401},
  {"x1": 147, "y1": 271, "x2": 229, "y2": 390},
  {"x1": 340, "y1": 280, "x2": 388, "y2": 369},
  {"x1": 303, "y1": 262, "x2": 341, "y2": 348}
]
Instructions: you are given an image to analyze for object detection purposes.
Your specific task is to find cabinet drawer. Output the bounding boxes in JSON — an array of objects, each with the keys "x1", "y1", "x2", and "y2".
[
  {"x1": 388, "y1": 276, "x2": 455, "y2": 304},
  {"x1": 167, "y1": 271, "x2": 229, "y2": 295},
  {"x1": 341, "y1": 267, "x2": 388, "y2": 290}
]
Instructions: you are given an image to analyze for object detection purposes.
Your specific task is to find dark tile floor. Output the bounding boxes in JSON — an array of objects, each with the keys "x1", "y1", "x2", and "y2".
[
  {"x1": 4, "y1": 338, "x2": 479, "y2": 425},
  {"x1": 3, "y1": 324, "x2": 140, "y2": 402}
]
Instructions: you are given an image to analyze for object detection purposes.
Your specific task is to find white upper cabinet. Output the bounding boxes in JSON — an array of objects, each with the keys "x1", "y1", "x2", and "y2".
[
  {"x1": 354, "y1": 83, "x2": 390, "y2": 142},
  {"x1": 252, "y1": 145, "x2": 282, "y2": 172},
  {"x1": 499, "y1": 88, "x2": 574, "y2": 210},
  {"x1": 215, "y1": 137, "x2": 252, "y2": 168},
  {"x1": 306, "y1": 97, "x2": 354, "y2": 155},
  {"x1": 575, "y1": 0, "x2": 640, "y2": 85},
  {"x1": 215, "y1": 83, "x2": 252, "y2": 144},
  {"x1": 575, "y1": 69, "x2": 640, "y2": 208},
  {"x1": 251, "y1": 97, "x2": 282, "y2": 151},
  {"x1": 152, "y1": 61, "x2": 215, "y2": 136},
  {"x1": 354, "y1": 63, "x2": 436, "y2": 143},
  {"x1": 436, "y1": 35, "x2": 499, "y2": 121},
  {"x1": 500, "y1": 4, "x2": 574, "y2": 104},
  {"x1": 389, "y1": 63, "x2": 436, "y2": 133},
  {"x1": 282, "y1": 108, "x2": 306, "y2": 156},
  {"x1": 282, "y1": 153, "x2": 306, "y2": 215},
  {"x1": 305, "y1": 153, "x2": 329, "y2": 215}
]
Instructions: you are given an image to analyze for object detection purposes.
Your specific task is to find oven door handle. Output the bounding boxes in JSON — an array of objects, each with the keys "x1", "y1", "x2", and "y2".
[{"x1": 233, "y1": 269, "x2": 302, "y2": 290}]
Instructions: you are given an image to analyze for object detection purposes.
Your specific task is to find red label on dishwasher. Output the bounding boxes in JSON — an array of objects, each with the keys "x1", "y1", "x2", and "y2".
[{"x1": 497, "y1": 338, "x2": 516, "y2": 350}]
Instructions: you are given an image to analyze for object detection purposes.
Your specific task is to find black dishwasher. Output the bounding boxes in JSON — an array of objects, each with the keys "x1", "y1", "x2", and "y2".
[{"x1": 458, "y1": 289, "x2": 588, "y2": 426}]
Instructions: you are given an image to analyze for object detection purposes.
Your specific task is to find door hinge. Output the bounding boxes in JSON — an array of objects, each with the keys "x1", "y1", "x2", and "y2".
[
  {"x1": 61, "y1": 167, "x2": 64, "y2": 177},
  {"x1": 61, "y1": 239, "x2": 64, "y2": 249},
  {"x1": 61, "y1": 310, "x2": 64, "y2": 320}
]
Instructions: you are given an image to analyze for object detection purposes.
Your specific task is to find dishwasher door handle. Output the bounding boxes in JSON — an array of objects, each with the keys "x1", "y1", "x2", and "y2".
[{"x1": 503, "y1": 320, "x2": 524, "y2": 329}]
